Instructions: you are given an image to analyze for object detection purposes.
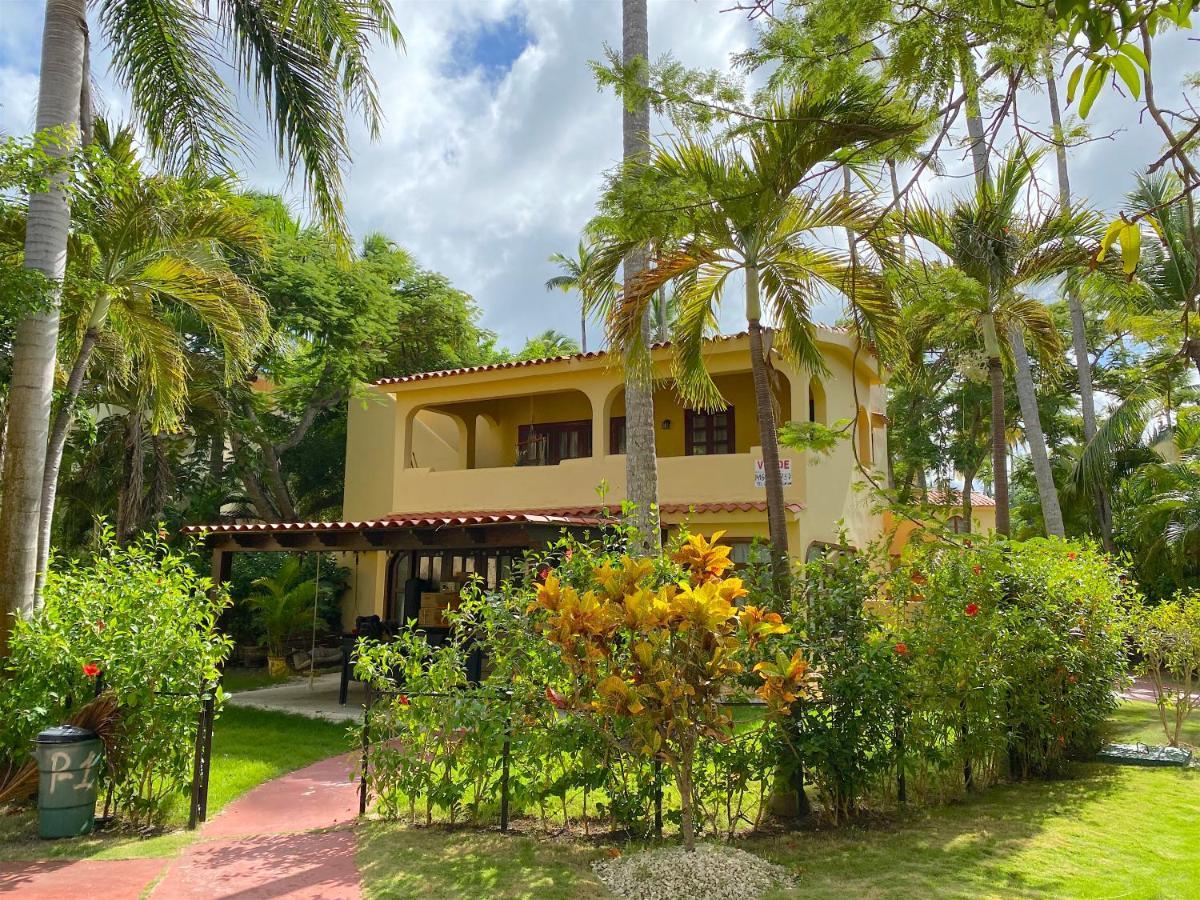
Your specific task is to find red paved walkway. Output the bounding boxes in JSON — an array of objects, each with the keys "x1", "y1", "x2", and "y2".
[{"x1": 0, "y1": 753, "x2": 362, "y2": 899}]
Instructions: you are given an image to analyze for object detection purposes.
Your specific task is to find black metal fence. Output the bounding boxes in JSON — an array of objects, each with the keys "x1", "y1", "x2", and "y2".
[{"x1": 355, "y1": 684, "x2": 765, "y2": 835}]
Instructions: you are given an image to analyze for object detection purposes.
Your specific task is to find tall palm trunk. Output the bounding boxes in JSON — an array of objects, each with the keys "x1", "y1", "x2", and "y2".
[
  {"x1": 33, "y1": 322, "x2": 103, "y2": 598},
  {"x1": 982, "y1": 315, "x2": 1011, "y2": 535},
  {"x1": 0, "y1": 0, "x2": 86, "y2": 652},
  {"x1": 962, "y1": 52, "x2": 1058, "y2": 535},
  {"x1": 1045, "y1": 53, "x2": 1114, "y2": 548},
  {"x1": 621, "y1": 0, "x2": 660, "y2": 554},
  {"x1": 580, "y1": 309, "x2": 588, "y2": 354},
  {"x1": 1009, "y1": 327, "x2": 1065, "y2": 535},
  {"x1": 746, "y1": 266, "x2": 790, "y2": 590}
]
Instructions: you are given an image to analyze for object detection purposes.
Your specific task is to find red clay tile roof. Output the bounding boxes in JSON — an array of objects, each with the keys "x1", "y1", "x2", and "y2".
[
  {"x1": 182, "y1": 501, "x2": 805, "y2": 536},
  {"x1": 923, "y1": 490, "x2": 996, "y2": 509},
  {"x1": 372, "y1": 332, "x2": 752, "y2": 387},
  {"x1": 181, "y1": 512, "x2": 609, "y2": 535},
  {"x1": 386, "y1": 502, "x2": 804, "y2": 518}
]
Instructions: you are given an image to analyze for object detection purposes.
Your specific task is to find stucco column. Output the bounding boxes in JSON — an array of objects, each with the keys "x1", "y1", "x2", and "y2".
[
  {"x1": 588, "y1": 384, "x2": 615, "y2": 459},
  {"x1": 457, "y1": 414, "x2": 477, "y2": 470}
]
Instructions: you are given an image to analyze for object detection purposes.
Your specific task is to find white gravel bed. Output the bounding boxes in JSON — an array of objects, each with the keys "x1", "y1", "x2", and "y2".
[{"x1": 592, "y1": 843, "x2": 797, "y2": 900}]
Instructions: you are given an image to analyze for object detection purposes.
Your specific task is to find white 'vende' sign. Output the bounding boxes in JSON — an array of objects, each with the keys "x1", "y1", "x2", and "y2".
[{"x1": 754, "y1": 458, "x2": 792, "y2": 487}]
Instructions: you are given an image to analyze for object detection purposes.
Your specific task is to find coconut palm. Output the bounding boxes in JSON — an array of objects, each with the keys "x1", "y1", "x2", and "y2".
[
  {"x1": 545, "y1": 241, "x2": 617, "y2": 354},
  {"x1": 593, "y1": 80, "x2": 921, "y2": 590},
  {"x1": 31, "y1": 120, "x2": 268, "y2": 591},
  {"x1": 905, "y1": 148, "x2": 1097, "y2": 536},
  {"x1": 1, "y1": 0, "x2": 400, "y2": 649}
]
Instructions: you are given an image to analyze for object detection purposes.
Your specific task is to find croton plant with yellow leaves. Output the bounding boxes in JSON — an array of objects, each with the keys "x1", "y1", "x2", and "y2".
[{"x1": 528, "y1": 531, "x2": 804, "y2": 850}]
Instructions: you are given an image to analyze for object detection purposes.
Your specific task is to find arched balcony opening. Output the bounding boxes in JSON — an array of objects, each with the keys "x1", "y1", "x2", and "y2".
[{"x1": 404, "y1": 390, "x2": 595, "y2": 471}]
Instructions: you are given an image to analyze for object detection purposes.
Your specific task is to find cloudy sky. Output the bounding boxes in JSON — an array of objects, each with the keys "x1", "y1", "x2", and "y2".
[{"x1": 1, "y1": 1, "x2": 1194, "y2": 352}]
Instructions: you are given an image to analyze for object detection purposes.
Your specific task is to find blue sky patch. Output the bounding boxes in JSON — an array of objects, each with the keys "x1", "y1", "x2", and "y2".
[{"x1": 447, "y1": 13, "x2": 532, "y2": 83}]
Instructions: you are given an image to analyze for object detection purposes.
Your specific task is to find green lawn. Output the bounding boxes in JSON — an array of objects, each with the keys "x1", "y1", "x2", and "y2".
[
  {"x1": 359, "y1": 700, "x2": 1200, "y2": 899},
  {"x1": 220, "y1": 666, "x2": 295, "y2": 694},
  {"x1": 0, "y1": 705, "x2": 346, "y2": 861}
]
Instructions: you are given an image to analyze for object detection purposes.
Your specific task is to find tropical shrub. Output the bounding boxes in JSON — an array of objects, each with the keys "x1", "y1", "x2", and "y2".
[
  {"x1": 894, "y1": 538, "x2": 1131, "y2": 783},
  {"x1": 0, "y1": 528, "x2": 230, "y2": 824},
  {"x1": 527, "y1": 532, "x2": 798, "y2": 849},
  {"x1": 786, "y1": 549, "x2": 903, "y2": 823},
  {"x1": 246, "y1": 557, "x2": 320, "y2": 664},
  {"x1": 1132, "y1": 591, "x2": 1200, "y2": 747}
]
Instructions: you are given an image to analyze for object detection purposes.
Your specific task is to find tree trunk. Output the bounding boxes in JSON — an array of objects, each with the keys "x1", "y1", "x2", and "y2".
[
  {"x1": 0, "y1": 0, "x2": 86, "y2": 652},
  {"x1": 986, "y1": 350, "x2": 1010, "y2": 537},
  {"x1": 747, "y1": 267, "x2": 791, "y2": 591},
  {"x1": 34, "y1": 324, "x2": 102, "y2": 598},
  {"x1": 1044, "y1": 54, "x2": 1114, "y2": 549},
  {"x1": 960, "y1": 468, "x2": 975, "y2": 533},
  {"x1": 581, "y1": 308, "x2": 587, "y2": 355},
  {"x1": 228, "y1": 429, "x2": 278, "y2": 520},
  {"x1": 117, "y1": 412, "x2": 145, "y2": 542},
  {"x1": 960, "y1": 49, "x2": 991, "y2": 190},
  {"x1": 621, "y1": 0, "x2": 660, "y2": 554},
  {"x1": 887, "y1": 158, "x2": 905, "y2": 262},
  {"x1": 1009, "y1": 326, "x2": 1065, "y2": 537}
]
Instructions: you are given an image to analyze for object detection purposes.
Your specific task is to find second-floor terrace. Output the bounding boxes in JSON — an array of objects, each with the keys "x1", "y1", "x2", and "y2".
[{"x1": 344, "y1": 331, "x2": 887, "y2": 520}]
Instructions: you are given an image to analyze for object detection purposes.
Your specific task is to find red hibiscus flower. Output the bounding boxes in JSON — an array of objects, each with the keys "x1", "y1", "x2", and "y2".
[
  {"x1": 545, "y1": 686, "x2": 568, "y2": 710},
  {"x1": 82, "y1": 663, "x2": 101, "y2": 678},
  {"x1": 95, "y1": 619, "x2": 106, "y2": 631},
  {"x1": 972, "y1": 564, "x2": 983, "y2": 576},
  {"x1": 964, "y1": 602, "x2": 980, "y2": 617},
  {"x1": 398, "y1": 694, "x2": 410, "y2": 706},
  {"x1": 910, "y1": 570, "x2": 927, "y2": 585},
  {"x1": 537, "y1": 566, "x2": 551, "y2": 582},
  {"x1": 894, "y1": 642, "x2": 909, "y2": 657},
  {"x1": 1067, "y1": 551, "x2": 1077, "y2": 561}
]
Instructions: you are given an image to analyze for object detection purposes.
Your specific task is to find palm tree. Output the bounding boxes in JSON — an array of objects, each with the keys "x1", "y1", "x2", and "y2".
[
  {"x1": 620, "y1": 0, "x2": 661, "y2": 555},
  {"x1": 545, "y1": 241, "x2": 617, "y2": 353},
  {"x1": 0, "y1": 0, "x2": 400, "y2": 650},
  {"x1": 248, "y1": 557, "x2": 319, "y2": 674},
  {"x1": 33, "y1": 120, "x2": 268, "y2": 589},
  {"x1": 1044, "y1": 52, "x2": 1115, "y2": 549},
  {"x1": 516, "y1": 330, "x2": 582, "y2": 360},
  {"x1": 905, "y1": 149, "x2": 1095, "y2": 536},
  {"x1": 596, "y1": 81, "x2": 920, "y2": 591},
  {"x1": 1128, "y1": 174, "x2": 1200, "y2": 378}
]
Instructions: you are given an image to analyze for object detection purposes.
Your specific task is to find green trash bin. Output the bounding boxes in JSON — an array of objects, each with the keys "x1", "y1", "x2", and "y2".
[{"x1": 34, "y1": 725, "x2": 103, "y2": 839}]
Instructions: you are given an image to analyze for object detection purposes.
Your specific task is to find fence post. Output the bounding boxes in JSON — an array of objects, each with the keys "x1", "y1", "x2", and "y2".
[
  {"x1": 653, "y1": 758, "x2": 663, "y2": 839},
  {"x1": 199, "y1": 686, "x2": 215, "y2": 823},
  {"x1": 188, "y1": 683, "x2": 206, "y2": 830},
  {"x1": 359, "y1": 683, "x2": 372, "y2": 817},
  {"x1": 500, "y1": 690, "x2": 513, "y2": 833}
]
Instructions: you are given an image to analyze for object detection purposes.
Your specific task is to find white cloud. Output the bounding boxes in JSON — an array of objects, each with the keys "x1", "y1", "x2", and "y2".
[{"x1": 1, "y1": 1, "x2": 1195, "y2": 352}]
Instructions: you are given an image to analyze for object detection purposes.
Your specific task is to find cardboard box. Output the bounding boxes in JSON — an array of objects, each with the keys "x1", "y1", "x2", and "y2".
[{"x1": 417, "y1": 607, "x2": 449, "y2": 628}]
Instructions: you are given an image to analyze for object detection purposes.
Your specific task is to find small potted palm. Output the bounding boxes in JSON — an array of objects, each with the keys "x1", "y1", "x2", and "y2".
[{"x1": 248, "y1": 558, "x2": 320, "y2": 676}]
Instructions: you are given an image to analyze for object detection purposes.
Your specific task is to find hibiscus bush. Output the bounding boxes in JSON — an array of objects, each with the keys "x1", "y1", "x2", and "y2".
[
  {"x1": 892, "y1": 538, "x2": 1131, "y2": 786},
  {"x1": 0, "y1": 527, "x2": 230, "y2": 824}
]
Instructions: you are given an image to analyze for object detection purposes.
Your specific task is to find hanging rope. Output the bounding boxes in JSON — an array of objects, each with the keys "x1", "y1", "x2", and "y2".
[{"x1": 309, "y1": 552, "x2": 320, "y2": 691}]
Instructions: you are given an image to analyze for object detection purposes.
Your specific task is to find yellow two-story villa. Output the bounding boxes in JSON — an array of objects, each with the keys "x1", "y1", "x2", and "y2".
[{"x1": 189, "y1": 328, "x2": 894, "y2": 628}]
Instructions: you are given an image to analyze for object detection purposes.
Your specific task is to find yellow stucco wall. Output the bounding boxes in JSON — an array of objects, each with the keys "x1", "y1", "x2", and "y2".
[{"x1": 342, "y1": 330, "x2": 889, "y2": 618}]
